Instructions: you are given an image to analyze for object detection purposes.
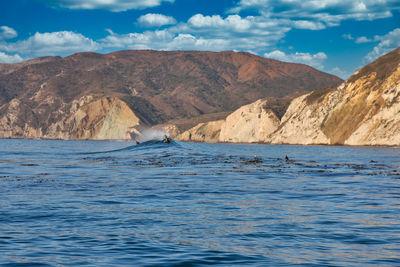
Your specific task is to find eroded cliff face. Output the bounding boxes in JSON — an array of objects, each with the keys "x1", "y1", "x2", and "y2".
[
  {"x1": 177, "y1": 47, "x2": 400, "y2": 146},
  {"x1": 343, "y1": 66, "x2": 400, "y2": 145},
  {"x1": 219, "y1": 99, "x2": 280, "y2": 143},
  {"x1": 269, "y1": 47, "x2": 400, "y2": 146},
  {"x1": 176, "y1": 99, "x2": 281, "y2": 143},
  {"x1": 176, "y1": 120, "x2": 224, "y2": 142},
  {"x1": 0, "y1": 95, "x2": 140, "y2": 140}
]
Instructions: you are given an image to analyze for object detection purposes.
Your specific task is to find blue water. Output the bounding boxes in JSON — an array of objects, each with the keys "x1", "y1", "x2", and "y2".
[{"x1": 0, "y1": 139, "x2": 399, "y2": 266}]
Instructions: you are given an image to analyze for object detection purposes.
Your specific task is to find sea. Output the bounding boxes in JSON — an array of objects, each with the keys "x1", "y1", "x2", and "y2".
[{"x1": 0, "y1": 138, "x2": 399, "y2": 266}]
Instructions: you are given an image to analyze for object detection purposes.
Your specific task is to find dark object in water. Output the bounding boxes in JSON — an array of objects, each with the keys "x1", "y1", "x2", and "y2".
[
  {"x1": 135, "y1": 140, "x2": 140, "y2": 145},
  {"x1": 285, "y1": 155, "x2": 289, "y2": 161},
  {"x1": 163, "y1": 135, "x2": 170, "y2": 144}
]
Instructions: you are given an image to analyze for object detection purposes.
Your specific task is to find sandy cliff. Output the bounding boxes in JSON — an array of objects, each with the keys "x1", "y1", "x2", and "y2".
[
  {"x1": 176, "y1": 98, "x2": 281, "y2": 143},
  {"x1": 219, "y1": 99, "x2": 280, "y2": 143},
  {"x1": 0, "y1": 96, "x2": 140, "y2": 140},
  {"x1": 177, "y1": 120, "x2": 225, "y2": 142},
  {"x1": 269, "y1": 47, "x2": 400, "y2": 145}
]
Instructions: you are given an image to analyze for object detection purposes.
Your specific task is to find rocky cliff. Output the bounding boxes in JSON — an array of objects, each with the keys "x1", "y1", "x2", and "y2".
[
  {"x1": 177, "y1": 120, "x2": 224, "y2": 142},
  {"x1": 219, "y1": 99, "x2": 280, "y2": 143},
  {"x1": 0, "y1": 50, "x2": 341, "y2": 140},
  {"x1": 176, "y1": 98, "x2": 284, "y2": 143},
  {"x1": 269, "y1": 47, "x2": 400, "y2": 146},
  {"x1": 177, "y1": 47, "x2": 400, "y2": 146},
  {"x1": 0, "y1": 95, "x2": 140, "y2": 140}
]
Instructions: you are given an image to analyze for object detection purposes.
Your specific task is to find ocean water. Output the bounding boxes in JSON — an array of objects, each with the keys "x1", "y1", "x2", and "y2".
[{"x1": 0, "y1": 138, "x2": 399, "y2": 266}]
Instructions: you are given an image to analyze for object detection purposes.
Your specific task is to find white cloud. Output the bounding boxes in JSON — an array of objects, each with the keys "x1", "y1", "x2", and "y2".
[
  {"x1": 0, "y1": 26, "x2": 17, "y2": 40},
  {"x1": 0, "y1": 52, "x2": 23, "y2": 63},
  {"x1": 0, "y1": 31, "x2": 99, "y2": 60},
  {"x1": 292, "y1": 20, "x2": 325, "y2": 30},
  {"x1": 342, "y1": 34, "x2": 354, "y2": 40},
  {"x1": 138, "y1": 13, "x2": 176, "y2": 27},
  {"x1": 364, "y1": 28, "x2": 400, "y2": 62},
  {"x1": 264, "y1": 50, "x2": 327, "y2": 69},
  {"x1": 183, "y1": 14, "x2": 289, "y2": 45},
  {"x1": 231, "y1": 0, "x2": 400, "y2": 28},
  {"x1": 46, "y1": 0, "x2": 175, "y2": 12},
  {"x1": 100, "y1": 13, "x2": 290, "y2": 55},
  {"x1": 188, "y1": 14, "x2": 252, "y2": 32},
  {"x1": 100, "y1": 30, "x2": 230, "y2": 51},
  {"x1": 355, "y1": 36, "x2": 373, "y2": 43}
]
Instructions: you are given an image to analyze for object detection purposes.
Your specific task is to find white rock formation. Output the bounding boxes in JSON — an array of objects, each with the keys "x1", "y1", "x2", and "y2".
[{"x1": 219, "y1": 99, "x2": 280, "y2": 143}]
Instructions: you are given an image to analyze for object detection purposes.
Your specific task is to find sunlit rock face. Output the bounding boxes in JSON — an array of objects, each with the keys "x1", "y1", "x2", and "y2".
[
  {"x1": 0, "y1": 95, "x2": 140, "y2": 140},
  {"x1": 219, "y1": 99, "x2": 280, "y2": 143},
  {"x1": 176, "y1": 98, "x2": 282, "y2": 143},
  {"x1": 177, "y1": 120, "x2": 225, "y2": 143},
  {"x1": 269, "y1": 47, "x2": 400, "y2": 146}
]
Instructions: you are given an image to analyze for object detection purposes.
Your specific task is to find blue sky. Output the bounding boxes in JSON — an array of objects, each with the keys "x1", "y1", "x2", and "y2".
[{"x1": 0, "y1": 0, "x2": 399, "y2": 79}]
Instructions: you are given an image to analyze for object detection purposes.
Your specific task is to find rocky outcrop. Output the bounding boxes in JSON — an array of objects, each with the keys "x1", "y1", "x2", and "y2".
[
  {"x1": 267, "y1": 90, "x2": 333, "y2": 145},
  {"x1": 176, "y1": 98, "x2": 281, "y2": 143},
  {"x1": 176, "y1": 47, "x2": 400, "y2": 146},
  {"x1": 0, "y1": 95, "x2": 140, "y2": 140},
  {"x1": 219, "y1": 99, "x2": 280, "y2": 143},
  {"x1": 176, "y1": 120, "x2": 224, "y2": 142},
  {"x1": 268, "y1": 47, "x2": 400, "y2": 146},
  {"x1": 65, "y1": 97, "x2": 140, "y2": 140}
]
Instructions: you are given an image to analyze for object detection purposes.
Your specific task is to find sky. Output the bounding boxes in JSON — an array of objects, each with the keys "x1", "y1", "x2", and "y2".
[{"x1": 0, "y1": 0, "x2": 399, "y2": 79}]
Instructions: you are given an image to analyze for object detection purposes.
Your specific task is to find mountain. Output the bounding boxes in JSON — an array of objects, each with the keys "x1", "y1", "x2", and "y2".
[
  {"x1": 177, "y1": 47, "x2": 400, "y2": 146},
  {"x1": 0, "y1": 50, "x2": 341, "y2": 139}
]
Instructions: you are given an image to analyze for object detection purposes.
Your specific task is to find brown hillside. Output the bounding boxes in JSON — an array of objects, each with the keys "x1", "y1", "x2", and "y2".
[{"x1": 0, "y1": 50, "x2": 342, "y2": 139}]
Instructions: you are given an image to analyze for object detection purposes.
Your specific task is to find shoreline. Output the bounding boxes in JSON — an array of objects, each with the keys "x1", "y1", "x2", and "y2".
[{"x1": 1, "y1": 137, "x2": 399, "y2": 148}]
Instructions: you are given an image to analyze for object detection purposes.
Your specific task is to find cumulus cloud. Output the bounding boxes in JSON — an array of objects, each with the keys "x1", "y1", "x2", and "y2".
[
  {"x1": 364, "y1": 28, "x2": 400, "y2": 62},
  {"x1": 100, "y1": 11, "x2": 291, "y2": 54},
  {"x1": 231, "y1": 0, "x2": 400, "y2": 29},
  {"x1": 188, "y1": 14, "x2": 252, "y2": 32},
  {"x1": 100, "y1": 13, "x2": 289, "y2": 54},
  {"x1": 355, "y1": 36, "x2": 373, "y2": 43},
  {"x1": 183, "y1": 14, "x2": 289, "y2": 45},
  {"x1": 45, "y1": 0, "x2": 175, "y2": 12},
  {"x1": 264, "y1": 50, "x2": 327, "y2": 70},
  {"x1": 0, "y1": 52, "x2": 23, "y2": 63},
  {"x1": 100, "y1": 30, "x2": 230, "y2": 51},
  {"x1": 0, "y1": 31, "x2": 99, "y2": 60},
  {"x1": 291, "y1": 20, "x2": 325, "y2": 30},
  {"x1": 138, "y1": 13, "x2": 176, "y2": 27},
  {"x1": 0, "y1": 26, "x2": 17, "y2": 40}
]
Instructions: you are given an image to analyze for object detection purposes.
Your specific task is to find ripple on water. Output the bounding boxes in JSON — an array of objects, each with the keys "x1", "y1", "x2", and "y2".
[{"x1": 0, "y1": 139, "x2": 399, "y2": 266}]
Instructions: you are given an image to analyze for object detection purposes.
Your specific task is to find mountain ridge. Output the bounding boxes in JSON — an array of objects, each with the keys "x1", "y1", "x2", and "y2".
[{"x1": 0, "y1": 49, "x2": 342, "y2": 139}]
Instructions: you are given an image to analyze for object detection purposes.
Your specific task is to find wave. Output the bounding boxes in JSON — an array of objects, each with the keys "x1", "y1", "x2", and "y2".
[{"x1": 81, "y1": 139, "x2": 180, "y2": 155}]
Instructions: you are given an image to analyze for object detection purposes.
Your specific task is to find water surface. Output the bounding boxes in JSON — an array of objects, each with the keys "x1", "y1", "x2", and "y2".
[{"x1": 0, "y1": 139, "x2": 399, "y2": 266}]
